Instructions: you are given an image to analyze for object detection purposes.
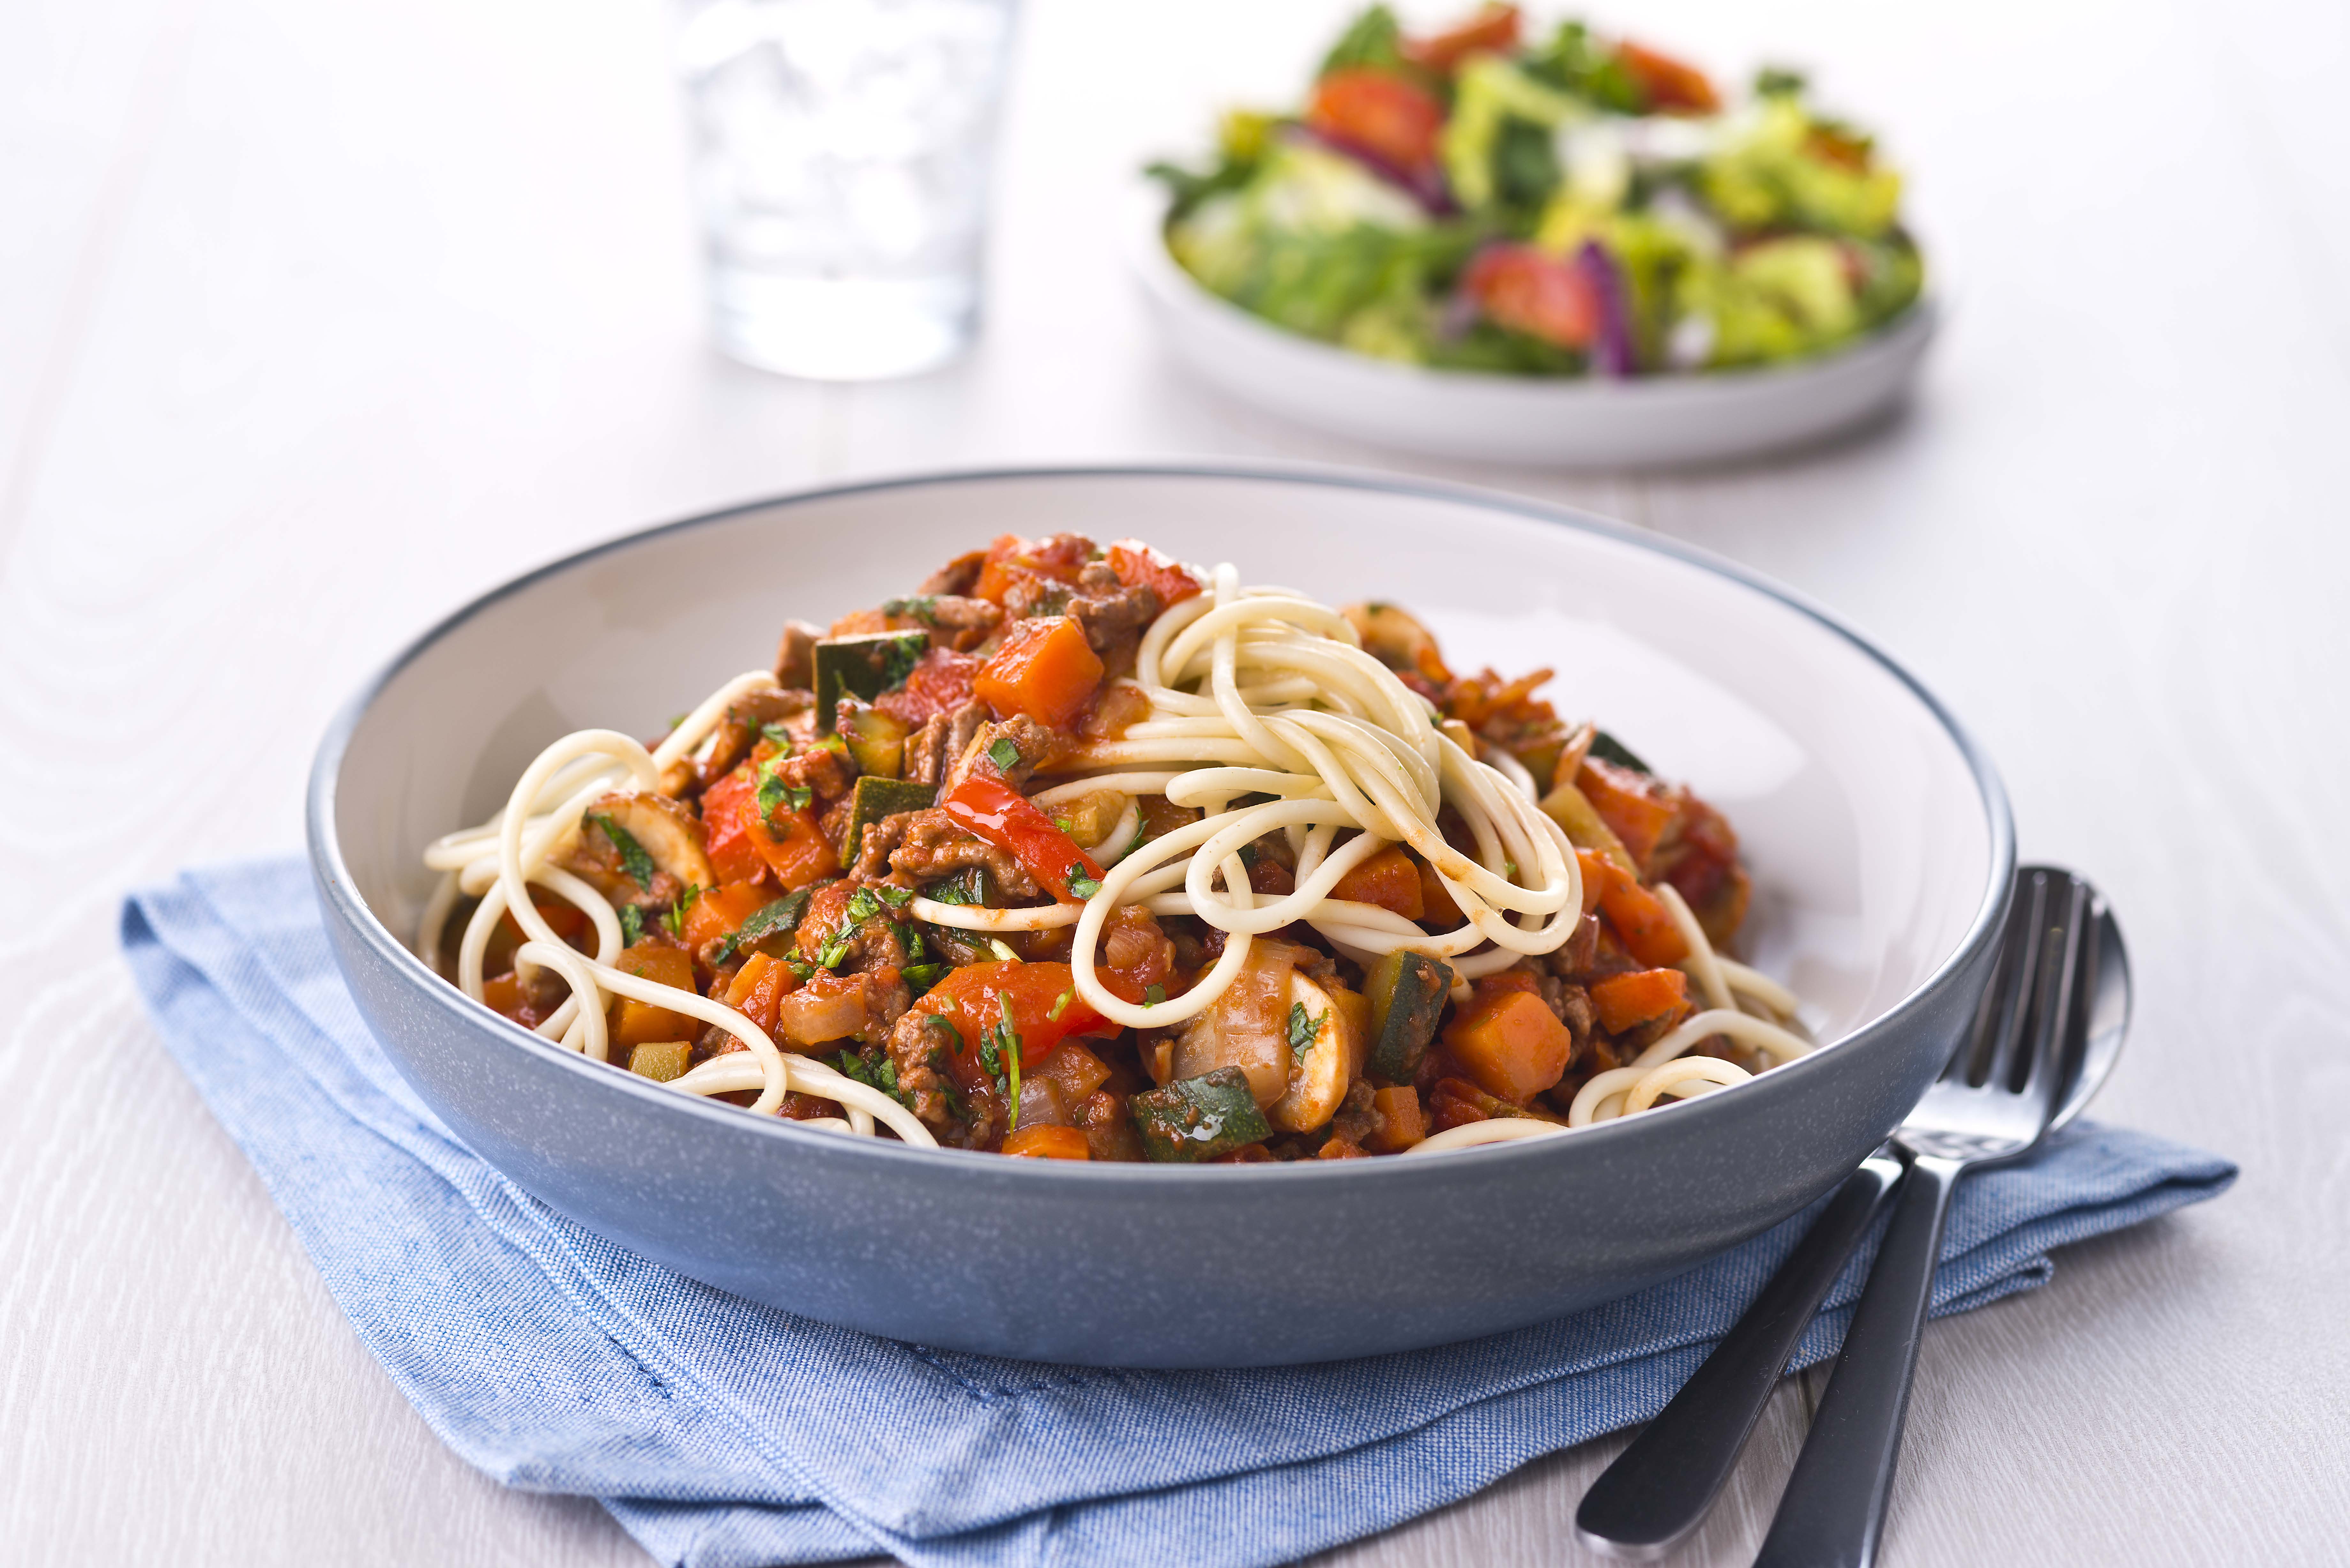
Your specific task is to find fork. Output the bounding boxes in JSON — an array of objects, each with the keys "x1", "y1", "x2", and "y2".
[
  {"x1": 1574, "y1": 867, "x2": 2118, "y2": 1560},
  {"x1": 1748, "y1": 867, "x2": 2097, "y2": 1568}
]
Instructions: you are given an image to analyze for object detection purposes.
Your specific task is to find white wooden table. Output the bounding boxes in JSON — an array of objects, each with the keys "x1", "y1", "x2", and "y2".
[{"x1": 5, "y1": 0, "x2": 2346, "y2": 1562}]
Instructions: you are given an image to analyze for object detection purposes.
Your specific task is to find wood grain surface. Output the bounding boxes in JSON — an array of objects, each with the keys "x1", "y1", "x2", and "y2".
[{"x1": 4, "y1": 0, "x2": 2345, "y2": 1563}]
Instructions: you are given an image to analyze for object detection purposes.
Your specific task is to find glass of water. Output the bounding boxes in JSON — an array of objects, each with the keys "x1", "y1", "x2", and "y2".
[{"x1": 672, "y1": 0, "x2": 1019, "y2": 381}]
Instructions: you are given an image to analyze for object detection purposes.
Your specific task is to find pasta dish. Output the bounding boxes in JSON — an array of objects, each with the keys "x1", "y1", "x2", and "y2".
[{"x1": 418, "y1": 534, "x2": 1813, "y2": 1160}]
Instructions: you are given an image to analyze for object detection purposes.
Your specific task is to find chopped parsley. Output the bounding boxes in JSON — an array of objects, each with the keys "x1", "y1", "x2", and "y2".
[
  {"x1": 662, "y1": 885, "x2": 701, "y2": 938},
  {"x1": 834, "y1": 1049, "x2": 906, "y2": 1105},
  {"x1": 882, "y1": 595, "x2": 938, "y2": 624},
  {"x1": 757, "y1": 767, "x2": 812, "y2": 822},
  {"x1": 987, "y1": 737, "x2": 1021, "y2": 773},
  {"x1": 925, "y1": 867, "x2": 989, "y2": 906},
  {"x1": 1238, "y1": 841, "x2": 1261, "y2": 868},
  {"x1": 1144, "y1": 983, "x2": 1166, "y2": 1007},
  {"x1": 844, "y1": 886, "x2": 884, "y2": 924},
  {"x1": 1048, "y1": 989, "x2": 1071, "y2": 1021},
  {"x1": 902, "y1": 962, "x2": 950, "y2": 994},
  {"x1": 876, "y1": 883, "x2": 913, "y2": 910},
  {"x1": 987, "y1": 938, "x2": 1020, "y2": 963},
  {"x1": 759, "y1": 721, "x2": 794, "y2": 750},
  {"x1": 618, "y1": 904, "x2": 647, "y2": 947},
  {"x1": 784, "y1": 953, "x2": 816, "y2": 983},
  {"x1": 879, "y1": 637, "x2": 924, "y2": 690},
  {"x1": 591, "y1": 814, "x2": 657, "y2": 890},
  {"x1": 711, "y1": 889, "x2": 807, "y2": 965},
  {"x1": 980, "y1": 992, "x2": 1023, "y2": 1124},
  {"x1": 1066, "y1": 870, "x2": 1103, "y2": 900},
  {"x1": 815, "y1": 935, "x2": 852, "y2": 970},
  {"x1": 1287, "y1": 1002, "x2": 1326, "y2": 1064}
]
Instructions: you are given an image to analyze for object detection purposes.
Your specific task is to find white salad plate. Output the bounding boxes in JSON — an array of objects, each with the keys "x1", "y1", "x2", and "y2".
[{"x1": 1130, "y1": 189, "x2": 1939, "y2": 470}]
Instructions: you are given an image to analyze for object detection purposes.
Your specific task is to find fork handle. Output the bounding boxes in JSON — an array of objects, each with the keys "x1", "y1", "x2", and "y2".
[
  {"x1": 1754, "y1": 1153, "x2": 1964, "y2": 1568},
  {"x1": 1575, "y1": 1153, "x2": 1906, "y2": 1558}
]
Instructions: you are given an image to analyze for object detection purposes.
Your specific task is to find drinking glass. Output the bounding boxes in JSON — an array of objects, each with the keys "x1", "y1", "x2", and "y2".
[{"x1": 672, "y1": 0, "x2": 1019, "y2": 381}]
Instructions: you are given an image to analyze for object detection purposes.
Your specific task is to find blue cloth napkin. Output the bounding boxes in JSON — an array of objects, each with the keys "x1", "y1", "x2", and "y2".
[{"x1": 121, "y1": 861, "x2": 2234, "y2": 1568}]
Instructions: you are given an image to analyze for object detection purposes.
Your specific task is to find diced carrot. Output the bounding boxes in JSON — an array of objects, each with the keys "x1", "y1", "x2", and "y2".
[
  {"x1": 1002, "y1": 1124, "x2": 1092, "y2": 1159},
  {"x1": 1616, "y1": 40, "x2": 1719, "y2": 114},
  {"x1": 1331, "y1": 845, "x2": 1425, "y2": 920},
  {"x1": 609, "y1": 942, "x2": 699, "y2": 1046},
  {"x1": 1577, "y1": 849, "x2": 1689, "y2": 967},
  {"x1": 1443, "y1": 989, "x2": 1574, "y2": 1103},
  {"x1": 974, "y1": 615, "x2": 1103, "y2": 729},
  {"x1": 481, "y1": 973, "x2": 527, "y2": 1023},
  {"x1": 701, "y1": 768, "x2": 766, "y2": 886},
  {"x1": 1365, "y1": 1085, "x2": 1428, "y2": 1152},
  {"x1": 1416, "y1": 853, "x2": 1464, "y2": 926},
  {"x1": 972, "y1": 533, "x2": 1092, "y2": 604},
  {"x1": 1105, "y1": 539, "x2": 1203, "y2": 607},
  {"x1": 1577, "y1": 758, "x2": 1679, "y2": 868},
  {"x1": 876, "y1": 647, "x2": 980, "y2": 728},
  {"x1": 752, "y1": 802, "x2": 841, "y2": 890},
  {"x1": 496, "y1": 892, "x2": 588, "y2": 946},
  {"x1": 684, "y1": 880, "x2": 773, "y2": 954},
  {"x1": 1589, "y1": 968, "x2": 1692, "y2": 1033}
]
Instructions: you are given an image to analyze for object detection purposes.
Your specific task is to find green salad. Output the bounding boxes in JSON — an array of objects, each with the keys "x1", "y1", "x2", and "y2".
[{"x1": 1149, "y1": 5, "x2": 1924, "y2": 377}]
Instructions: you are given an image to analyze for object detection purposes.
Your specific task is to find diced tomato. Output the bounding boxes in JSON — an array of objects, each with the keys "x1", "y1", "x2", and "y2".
[
  {"x1": 1616, "y1": 40, "x2": 1719, "y2": 114},
  {"x1": 974, "y1": 615, "x2": 1103, "y2": 728},
  {"x1": 942, "y1": 774, "x2": 1103, "y2": 901},
  {"x1": 1331, "y1": 844, "x2": 1425, "y2": 920},
  {"x1": 481, "y1": 972, "x2": 528, "y2": 1024},
  {"x1": 1105, "y1": 539, "x2": 1203, "y2": 607},
  {"x1": 1001, "y1": 1125, "x2": 1091, "y2": 1160},
  {"x1": 906, "y1": 961, "x2": 1109, "y2": 1097},
  {"x1": 1442, "y1": 988, "x2": 1574, "y2": 1103},
  {"x1": 876, "y1": 647, "x2": 980, "y2": 728},
  {"x1": 683, "y1": 880, "x2": 774, "y2": 954},
  {"x1": 1589, "y1": 967, "x2": 1693, "y2": 1033},
  {"x1": 1307, "y1": 68, "x2": 1446, "y2": 175},
  {"x1": 1578, "y1": 757, "x2": 1677, "y2": 868},
  {"x1": 1576, "y1": 849, "x2": 1690, "y2": 968},
  {"x1": 1403, "y1": 3, "x2": 1520, "y2": 72},
  {"x1": 1463, "y1": 243, "x2": 1599, "y2": 350},
  {"x1": 972, "y1": 533, "x2": 1093, "y2": 604}
]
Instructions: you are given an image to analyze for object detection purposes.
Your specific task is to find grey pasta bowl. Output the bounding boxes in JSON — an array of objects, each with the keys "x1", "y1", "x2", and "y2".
[{"x1": 307, "y1": 464, "x2": 2013, "y2": 1368}]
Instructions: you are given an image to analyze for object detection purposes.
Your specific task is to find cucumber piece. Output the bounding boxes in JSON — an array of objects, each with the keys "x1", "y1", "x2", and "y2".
[
  {"x1": 838, "y1": 698, "x2": 911, "y2": 778},
  {"x1": 1131, "y1": 1067, "x2": 1273, "y2": 1162},
  {"x1": 1362, "y1": 949, "x2": 1455, "y2": 1086},
  {"x1": 1588, "y1": 729, "x2": 1651, "y2": 775},
  {"x1": 813, "y1": 630, "x2": 929, "y2": 731},
  {"x1": 839, "y1": 774, "x2": 936, "y2": 861}
]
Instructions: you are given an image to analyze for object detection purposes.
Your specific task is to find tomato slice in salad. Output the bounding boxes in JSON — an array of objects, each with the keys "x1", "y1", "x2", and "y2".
[
  {"x1": 1461, "y1": 244, "x2": 1599, "y2": 349},
  {"x1": 1307, "y1": 68, "x2": 1446, "y2": 176}
]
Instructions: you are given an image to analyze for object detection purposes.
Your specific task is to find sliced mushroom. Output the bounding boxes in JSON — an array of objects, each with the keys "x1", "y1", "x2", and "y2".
[
  {"x1": 1269, "y1": 972, "x2": 1366, "y2": 1134},
  {"x1": 561, "y1": 791, "x2": 714, "y2": 900},
  {"x1": 1340, "y1": 600, "x2": 1452, "y2": 684}
]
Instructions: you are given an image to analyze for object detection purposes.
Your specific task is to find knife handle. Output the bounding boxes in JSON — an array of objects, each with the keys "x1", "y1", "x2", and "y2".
[{"x1": 1575, "y1": 1152, "x2": 1906, "y2": 1559}]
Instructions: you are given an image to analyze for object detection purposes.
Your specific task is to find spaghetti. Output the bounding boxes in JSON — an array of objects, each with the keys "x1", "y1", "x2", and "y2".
[{"x1": 418, "y1": 533, "x2": 1815, "y2": 1161}]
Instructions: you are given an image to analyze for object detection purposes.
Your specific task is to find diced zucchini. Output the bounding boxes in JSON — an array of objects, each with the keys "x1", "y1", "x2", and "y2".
[
  {"x1": 838, "y1": 698, "x2": 911, "y2": 778},
  {"x1": 838, "y1": 774, "x2": 936, "y2": 860},
  {"x1": 626, "y1": 1040, "x2": 692, "y2": 1083},
  {"x1": 813, "y1": 630, "x2": 929, "y2": 730},
  {"x1": 1361, "y1": 949, "x2": 1454, "y2": 1086},
  {"x1": 1131, "y1": 1067, "x2": 1273, "y2": 1162}
]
